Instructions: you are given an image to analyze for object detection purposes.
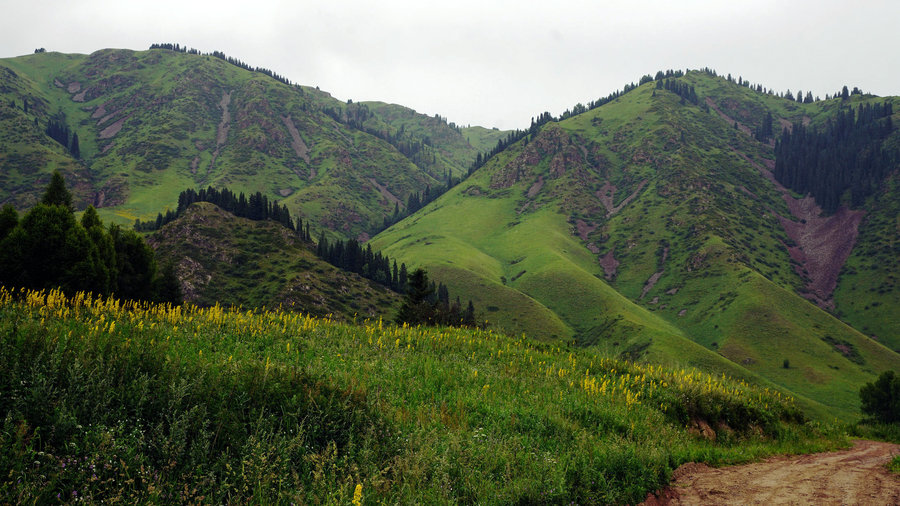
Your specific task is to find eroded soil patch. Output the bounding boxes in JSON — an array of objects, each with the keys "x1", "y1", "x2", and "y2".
[
  {"x1": 734, "y1": 150, "x2": 863, "y2": 308},
  {"x1": 644, "y1": 440, "x2": 900, "y2": 505}
]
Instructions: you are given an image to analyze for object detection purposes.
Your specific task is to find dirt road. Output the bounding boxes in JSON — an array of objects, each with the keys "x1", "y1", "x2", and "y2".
[{"x1": 643, "y1": 440, "x2": 900, "y2": 505}]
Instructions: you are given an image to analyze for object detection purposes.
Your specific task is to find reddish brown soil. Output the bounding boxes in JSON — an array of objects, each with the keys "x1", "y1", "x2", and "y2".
[
  {"x1": 596, "y1": 181, "x2": 617, "y2": 214},
  {"x1": 367, "y1": 178, "x2": 402, "y2": 207},
  {"x1": 777, "y1": 197, "x2": 864, "y2": 308},
  {"x1": 281, "y1": 115, "x2": 311, "y2": 163},
  {"x1": 99, "y1": 116, "x2": 127, "y2": 139},
  {"x1": 641, "y1": 271, "x2": 663, "y2": 299},
  {"x1": 91, "y1": 102, "x2": 108, "y2": 119},
  {"x1": 643, "y1": 440, "x2": 900, "y2": 505},
  {"x1": 599, "y1": 249, "x2": 619, "y2": 280},
  {"x1": 732, "y1": 150, "x2": 863, "y2": 308},
  {"x1": 526, "y1": 176, "x2": 545, "y2": 198},
  {"x1": 575, "y1": 219, "x2": 598, "y2": 242},
  {"x1": 208, "y1": 91, "x2": 232, "y2": 173},
  {"x1": 595, "y1": 179, "x2": 648, "y2": 217},
  {"x1": 705, "y1": 97, "x2": 753, "y2": 136}
]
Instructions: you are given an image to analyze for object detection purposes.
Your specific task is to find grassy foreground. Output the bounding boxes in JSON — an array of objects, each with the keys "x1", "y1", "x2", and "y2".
[{"x1": 0, "y1": 287, "x2": 845, "y2": 504}]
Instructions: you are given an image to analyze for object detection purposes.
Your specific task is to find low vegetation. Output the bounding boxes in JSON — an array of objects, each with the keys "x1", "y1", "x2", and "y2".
[{"x1": 0, "y1": 287, "x2": 845, "y2": 503}]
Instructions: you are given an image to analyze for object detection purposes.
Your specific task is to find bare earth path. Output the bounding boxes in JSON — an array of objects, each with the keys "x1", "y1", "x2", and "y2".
[{"x1": 643, "y1": 440, "x2": 900, "y2": 505}]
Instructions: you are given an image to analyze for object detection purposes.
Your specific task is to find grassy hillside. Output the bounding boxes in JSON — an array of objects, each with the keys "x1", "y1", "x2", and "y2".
[
  {"x1": 0, "y1": 287, "x2": 844, "y2": 503},
  {"x1": 832, "y1": 172, "x2": 900, "y2": 350},
  {"x1": 0, "y1": 49, "x2": 491, "y2": 240},
  {"x1": 0, "y1": 54, "x2": 94, "y2": 208},
  {"x1": 148, "y1": 201, "x2": 399, "y2": 320},
  {"x1": 462, "y1": 125, "x2": 511, "y2": 153},
  {"x1": 359, "y1": 101, "x2": 510, "y2": 180},
  {"x1": 372, "y1": 72, "x2": 900, "y2": 421}
]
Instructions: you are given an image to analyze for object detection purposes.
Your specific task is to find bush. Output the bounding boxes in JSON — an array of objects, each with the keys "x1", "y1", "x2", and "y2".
[{"x1": 859, "y1": 371, "x2": 900, "y2": 424}]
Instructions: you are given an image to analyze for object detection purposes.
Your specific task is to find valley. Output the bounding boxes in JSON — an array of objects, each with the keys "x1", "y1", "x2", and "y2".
[{"x1": 1, "y1": 47, "x2": 898, "y2": 503}]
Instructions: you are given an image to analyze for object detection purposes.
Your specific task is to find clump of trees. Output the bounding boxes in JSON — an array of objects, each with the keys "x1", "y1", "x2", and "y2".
[
  {"x1": 395, "y1": 268, "x2": 477, "y2": 327},
  {"x1": 134, "y1": 186, "x2": 309, "y2": 239},
  {"x1": 313, "y1": 238, "x2": 478, "y2": 327},
  {"x1": 860, "y1": 371, "x2": 900, "y2": 424},
  {"x1": 45, "y1": 115, "x2": 80, "y2": 158},
  {"x1": 754, "y1": 111, "x2": 774, "y2": 142},
  {"x1": 149, "y1": 43, "x2": 299, "y2": 89},
  {"x1": 655, "y1": 78, "x2": 699, "y2": 104},
  {"x1": 774, "y1": 102, "x2": 895, "y2": 212},
  {"x1": 315, "y1": 233, "x2": 406, "y2": 292},
  {"x1": 0, "y1": 172, "x2": 180, "y2": 303}
]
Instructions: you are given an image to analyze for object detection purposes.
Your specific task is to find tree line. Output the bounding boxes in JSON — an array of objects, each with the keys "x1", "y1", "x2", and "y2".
[
  {"x1": 774, "y1": 102, "x2": 895, "y2": 213},
  {"x1": 313, "y1": 226, "x2": 479, "y2": 327},
  {"x1": 0, "y1": 172, "x2": 180, "y2": 303},
  {"x1": 754, "y1": 111, "x2": 775, "y2": 142},
  {"x1": 323, "y1": 102, "x2": 448, "y2": 174},
  {"x1": 378, "y1": 179, "x2": 461, "y2": 232},
  {"x1": 149, "y1": 43, "x2": 300, "y2": 90},
  {"x1": 129, "y1": 184, "x2": 480, "y2": 326},
  {"x1": 45, "y1": 115, "x2": 80, "y2": 158},
  {"x1": 396, "y1": 268, "x2": 478, "y2": 327},
  {"x1": 134, "y1": 186, "x2": 311, "y2": 240},
  {"x1": 315, "y1": 233, "x2": 407, "y2": 292},
  {"x1": 655, "y1": 78, "x2": 699, "y2": 104},
  {"x1": 698, "y1": 67, "x2": 876, "y2": 103},
  {"x1": 468, "y1": 69, "x2": 684, "y2": 176}
]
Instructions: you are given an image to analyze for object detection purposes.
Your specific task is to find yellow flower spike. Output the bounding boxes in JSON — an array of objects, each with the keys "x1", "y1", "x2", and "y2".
[{"x1": 352, "y1": 483, "x2": 363, "y2": 506}]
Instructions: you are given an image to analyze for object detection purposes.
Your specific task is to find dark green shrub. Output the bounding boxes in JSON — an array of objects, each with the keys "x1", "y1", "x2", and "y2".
[{"x1": 860, "y1": 371, "x2": 900, "y2": 423}]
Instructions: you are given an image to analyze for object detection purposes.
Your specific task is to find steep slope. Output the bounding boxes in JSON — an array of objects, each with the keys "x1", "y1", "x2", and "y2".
[
  {"x1": 0, "y1": 48, "x2": 489, "y2": 240},
  {"x1": 358, "y1": 101, "x2": 508, "y2": 180},
  {"x1": 148, "y1": 202, "x2": 399, "y2": 319},
  {"x1": 831, "y1": 174, "x2": 900, "y2": 349},
  {"x1": 372, "y1": 72, "x2": 900, "y2": 420},
  {"x1": 461, "y1": 125, "x2": 511, "y2": 153},
  {"x1": 0, "y1": 53, "x2": 95, "y2": 208}
]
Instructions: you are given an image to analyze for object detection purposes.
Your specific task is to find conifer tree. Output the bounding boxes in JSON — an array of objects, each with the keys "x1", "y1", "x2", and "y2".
[
  {"x1": 42, "y1": 171, "x2": 73, "y2": 210},
  {"x1": 395, "y1": 268, "x2": 435, "y2": 325},
  {"x1": 70, "y1": 131, "x2": 80, "y2": 158}
]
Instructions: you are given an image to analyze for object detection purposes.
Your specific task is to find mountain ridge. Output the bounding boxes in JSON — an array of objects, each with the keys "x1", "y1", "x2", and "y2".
[
  {"x1": 1, "y1": 50, "x2": 897, "y2": 420},
  {"x1": 371, "y1": 71, "x2": 900, "y2": 420},
  {"x1": 0, "y1": 47, "x2": 507, "y2": 241}
]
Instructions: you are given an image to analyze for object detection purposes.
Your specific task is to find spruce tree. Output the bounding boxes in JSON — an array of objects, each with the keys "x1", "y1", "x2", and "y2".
[
  {"x1": 42, "y1": 170, "x2": 73, "y2": 210},
  {"x1": 395, "y1": 268, "x2": 435, "y2": 325},
  {"x1": 70, "y1": 132, "x2": 80, "y2": 158}
]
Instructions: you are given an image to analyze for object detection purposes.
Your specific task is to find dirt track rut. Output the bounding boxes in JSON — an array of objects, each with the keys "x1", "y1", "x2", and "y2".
[{"x1": 644, "y1": 440, "x2": 899, "y2": 505}]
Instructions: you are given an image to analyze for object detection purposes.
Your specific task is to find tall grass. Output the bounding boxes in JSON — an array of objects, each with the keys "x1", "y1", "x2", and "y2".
[{"x1": 0, "y1": 287, "x2": 844, "y2": 503}]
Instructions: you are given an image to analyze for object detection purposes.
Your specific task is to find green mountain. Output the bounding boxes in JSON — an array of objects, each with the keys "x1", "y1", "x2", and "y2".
[
  {"x1": 371, "y1": 71, "x2": 900, "y2": 421},
  {"x1": 0, "y1": 48, "x2": 506, "y2": 240},
  {"x1": 148, "y1": 201, "x2": 399, "y2": 319},
  {"x1": 2, "y1": 49, "x2": 897, "y2": 420}
]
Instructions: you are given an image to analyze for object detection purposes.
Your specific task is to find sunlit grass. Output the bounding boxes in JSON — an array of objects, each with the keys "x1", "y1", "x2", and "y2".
[{"x1": 0, "y1": 286, "x2": 846, "y2": 503}]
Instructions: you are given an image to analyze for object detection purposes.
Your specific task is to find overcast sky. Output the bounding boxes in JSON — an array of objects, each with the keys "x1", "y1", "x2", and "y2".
[{"x1": 2, "y1": 0, "x2": 898, "y2": 129}]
